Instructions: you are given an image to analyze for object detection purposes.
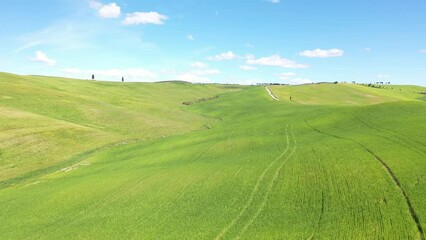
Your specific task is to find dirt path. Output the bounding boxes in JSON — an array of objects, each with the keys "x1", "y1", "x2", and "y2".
[{"x1": 265, "y1": 86, "x2": 279, "y2": 101}]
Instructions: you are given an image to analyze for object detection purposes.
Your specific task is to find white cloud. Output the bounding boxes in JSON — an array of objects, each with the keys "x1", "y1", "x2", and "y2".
[
  {"x1": 98, "y1": 3, "x2": 121, "y2": 18},
  {"x1": 239, "y1": 65, "x2": 257, "y2": 71},
  {"x1": 15, "y1": 17, "x2": 158, "y2": 54},
  {"x1": 90, "y1": 1, "x2": 121, "y2": 18},
  {"x1": 191, "y1": 62, "x2": 208, "y2": 69},
  {"x1": 179, "y1": 74, "x2": 209, "y2": 83},
  {"x1": 29, "y1": 51, "x2": 56, "y2": 66},
  {"x1": 378, "y1": 74, "x2": 389, "y2": 79},
  {"x1": 245, "y1": 54, "x2": 255, "y2": 60},
  {"x1": 207, "y1": 51, "x2": 237, "y2": 61},
  {"x1": 89, "y1": 1, "x2": 102, "y2": 9},
  {"x1": 177, "y1": 74, "x2": 210, "y2": 83},
  {"x1": 247, "y1": 55, "x2": 308, "y2": 68},
  {"x1": 299, "y1": 48, "x2": 344, "y2": 58},
  {"x1": 123, "y1": 12, "x2": 168, "y2": 25},
  {"x1": 277, "y1": 72, "x2": 297, "y2": 80},
  {"x1": 14, "y1": 41, "x2": 44, "y2": 52},
  {"x1": 237, "y1": 79, "x2": 264, "y2": 85},
  {"x1": 192, "y1": 69, "x2": 220, "y2": 75},
  {"x1": 177, "y1": 69, "x2": 220, "y2": 83},
  {"x1": 288, "y1": 78, "x2": 312, "y2": 85},
  {"x1": 16, "y1": 21, "x2": 101, "y2": 51},
  {"x1": 269, "y1": 0, "x2": 280, "y2": 3},
  {"x1": 420, "y1": 49, "x2": 426, "y2": 54},
  {"x1": 159, "y1": 69, "x2": 178, "y2": 75},
  {"x1": 364, "y1": 47, "x2": 372, "y2": 53},
  {"x1": 278, "y1": 73, "x2": 311, "y2": 85},
  {"x1": 62, "y1": 68, "x2": 82, "y2": 74},
  {"x1": 187, "y1": 34, "x2": 195, "y2": 41}
]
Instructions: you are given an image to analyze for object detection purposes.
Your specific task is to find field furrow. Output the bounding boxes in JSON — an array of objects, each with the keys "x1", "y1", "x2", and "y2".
[
  {"x1": 214, "y1": 123, "x2": 292, "y2": 239},
  {"x1": 305, "y1": 120, "x2": 424, "y2": 240}
]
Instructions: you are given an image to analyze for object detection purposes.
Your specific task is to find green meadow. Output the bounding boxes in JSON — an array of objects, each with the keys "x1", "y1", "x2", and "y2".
[{"x1": 0, "y1": 72, "x2": 425, "y2": 239}]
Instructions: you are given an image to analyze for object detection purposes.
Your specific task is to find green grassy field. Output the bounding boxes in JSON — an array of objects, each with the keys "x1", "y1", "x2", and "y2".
[{"x1": 0, "y1": 73, "x2": 425, "y2": 239}]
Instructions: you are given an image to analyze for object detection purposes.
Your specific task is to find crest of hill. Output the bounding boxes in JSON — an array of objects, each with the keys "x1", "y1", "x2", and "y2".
[
  {"x1": 157, "y1": 80, "x2": 192, "y2": 84},
  {"x1": 270, "y1": 83, "x2": 426, "y2": 105}
]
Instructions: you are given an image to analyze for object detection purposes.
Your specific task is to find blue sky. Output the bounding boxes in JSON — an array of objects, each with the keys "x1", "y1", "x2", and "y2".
[{"x1": 0, "y1": 0, "x2": 425, "y2": 85}]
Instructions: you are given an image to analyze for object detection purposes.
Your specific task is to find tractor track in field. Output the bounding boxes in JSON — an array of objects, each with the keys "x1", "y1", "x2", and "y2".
[
  {"x1": 232, "y1": 166, "x2": 244, "y2": 180},
  {"x1": 214, "y1": 123, "x2": 296, "y2": 240},
  {"x1": 43, "y1": 127, "x2": 236, "y2": 238},
  {"x1": 308, "y1": 148, "x2": 326, "y2": 240},
  {"x1": 43, "y1": 127, "x2": 237, "y2": 235},
  {"x1": 0, "y1": 138, "x2": 144, "y2": 191},
  {"x1": 305, "y1": 121, "x2": 425, "y2": 240},
  {"x1": 365, "y1": 148, "x2": 424, "y2": 240},
  {"x1": 352, "y1": 114, "x2": 426, "y2": 156},
  {"x1": 151, "y1": 181, "x2": 195, "y2": 227},
  {"x1": 353, "y1": 111, "x2": 426, "y2": 148},
  {"x1": 150, "y1": 128, "x2": 239, "y2": 230},
  {"x1": 307, "y1": 191, "x2": 325, "y2": 240},
  {"x1": 39, "y1": 172, "x2": 157, "y2": 239},
  {"x1": 235, "y1": 127, "x2": 297, "y2": 239}
]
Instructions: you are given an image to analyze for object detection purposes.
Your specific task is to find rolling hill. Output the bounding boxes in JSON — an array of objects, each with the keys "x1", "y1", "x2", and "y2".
[{"x1": 0, "y1": 73, "x2": 425, "y2": 239}]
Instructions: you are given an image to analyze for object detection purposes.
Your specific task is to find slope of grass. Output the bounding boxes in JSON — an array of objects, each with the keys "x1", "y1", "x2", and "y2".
[
  {"x1": 0, "y1": 74, "x2": 425, "y2": 239},
  {"x1": 0, "y1": 72, "x2": 241, "y2": 182},
  {"x1": 270, "y1": 83, "x2": 426, "y2": 105}
]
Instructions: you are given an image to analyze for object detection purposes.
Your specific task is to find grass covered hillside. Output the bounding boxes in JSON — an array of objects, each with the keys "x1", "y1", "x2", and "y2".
[
  {"x1": 0, "y1": 74, "x2": 425, "y2": 239},
  {"x1": 0, "y1": 72, "x2": 241, "y2": 183},
  {"x1": 270, "y1": 83, "x2": 426, "y2": 105}
]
